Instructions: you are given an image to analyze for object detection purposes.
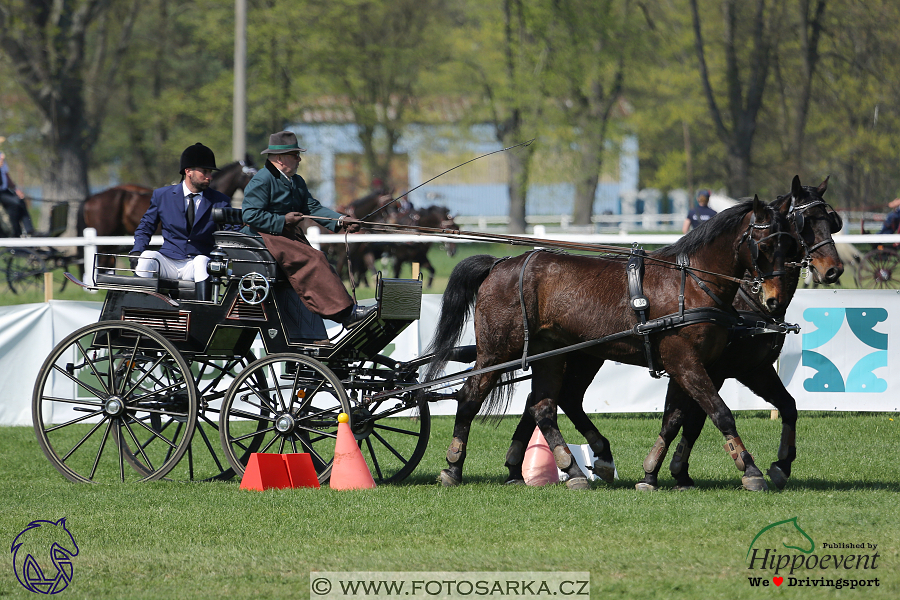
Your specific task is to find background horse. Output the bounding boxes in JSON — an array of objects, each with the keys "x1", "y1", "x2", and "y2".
[
  {"x1": 77, "y1": 158, "x2": 256, "y2": 271},
  {"x1": 425, "y1": 197, "x2": 798, "y2": 491}
]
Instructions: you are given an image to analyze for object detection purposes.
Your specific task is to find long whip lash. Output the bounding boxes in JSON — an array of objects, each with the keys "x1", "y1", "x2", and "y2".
[{"x1": 360, "y1": 139, "x2": 536, "y2": 222}]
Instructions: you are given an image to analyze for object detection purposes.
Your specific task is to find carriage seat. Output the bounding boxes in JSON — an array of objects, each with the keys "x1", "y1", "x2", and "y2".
[{"x1": 212, "y1": 230, "x2": 280, "y2": 280}]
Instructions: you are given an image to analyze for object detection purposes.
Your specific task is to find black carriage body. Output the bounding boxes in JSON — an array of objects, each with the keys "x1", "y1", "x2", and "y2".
[{"x1": 94, "y1": 230, "x2": 422, "y2": 368}]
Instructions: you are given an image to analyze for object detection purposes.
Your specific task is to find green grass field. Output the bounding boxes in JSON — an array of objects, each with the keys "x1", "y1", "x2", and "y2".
[{"x1": 2, "y1": 411, "x2": 898, "y2": 599}]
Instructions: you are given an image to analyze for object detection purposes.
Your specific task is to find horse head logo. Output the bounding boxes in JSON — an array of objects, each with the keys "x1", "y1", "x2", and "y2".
[
  {"x1": 747, "y1": 516, "x2": 814, "y2": 559},
  {"x1": 11, "y1": 518, "x2": 79, "y2": 594}
]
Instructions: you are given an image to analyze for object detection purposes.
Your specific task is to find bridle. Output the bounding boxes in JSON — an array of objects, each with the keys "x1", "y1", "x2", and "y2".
[
  {"x1": 739, "y1": 205, "x2": 795, "y2": 294},
  {"x1": 786, "y1": 194, "x2": 842, "y2": 279}
]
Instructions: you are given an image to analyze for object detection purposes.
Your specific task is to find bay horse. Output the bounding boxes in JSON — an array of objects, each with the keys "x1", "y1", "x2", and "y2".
[
  {"x1": 500, "y1": 176, "x2": 843, "y2": 492},
  {"x1": 77, "y1": 159, "x2": 256, "y2": 271},
  {"x1": 425, "y1": 196, "x2": 799, "y2": 491}
]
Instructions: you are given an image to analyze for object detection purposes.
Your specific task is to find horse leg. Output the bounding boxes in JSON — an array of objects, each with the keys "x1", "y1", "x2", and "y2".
[
  {"x1": 529, "y1": 361, "x2": 590, "y2": 490},
  {"x1": 440, "y1": 371, "x2": 501, "y2": 486},
  {"x1": 635, "y1": 381, "x2": 690, "y2": 491},
  {"x1": 667, "y1": 399, "x2": 707, "y2": 490},
  {"x1": 556, "y1": 353, "x2": 614, "y2": 483},
  {"x1": 665, "y1": 359, "x2": 767, "y2": 491},
  {"x1": 736, "y1": 366, "x2": 798, "y2": 490},
  {"x1": 503, "y1": 393, "x2": 538, "y2": 485}
]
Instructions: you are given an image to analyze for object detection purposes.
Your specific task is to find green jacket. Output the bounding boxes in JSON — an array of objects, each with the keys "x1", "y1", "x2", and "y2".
[{"x1": 241, "y1": 161, "x2": 342, "y2": 235}]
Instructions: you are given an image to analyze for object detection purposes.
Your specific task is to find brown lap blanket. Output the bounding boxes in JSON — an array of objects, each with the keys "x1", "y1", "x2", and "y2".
[{"x1": 259, "y1": 230, "x2": 353, "y2": 319}]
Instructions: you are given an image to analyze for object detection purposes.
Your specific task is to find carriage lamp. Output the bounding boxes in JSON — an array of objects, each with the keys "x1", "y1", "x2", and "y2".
[{"x1": 207, "y1": 249, "x2": 228, "y2": 302}]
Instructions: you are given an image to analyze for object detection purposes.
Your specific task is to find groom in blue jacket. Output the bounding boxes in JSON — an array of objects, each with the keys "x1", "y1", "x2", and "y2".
[{"x1": 131, "y1": 143, "x2": 234, "y2": 300}]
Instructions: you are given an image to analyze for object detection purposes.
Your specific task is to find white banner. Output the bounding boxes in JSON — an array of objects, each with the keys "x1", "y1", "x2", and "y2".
[{"x1": 3, "y1": 291, "x2": 897, "y2": 426}]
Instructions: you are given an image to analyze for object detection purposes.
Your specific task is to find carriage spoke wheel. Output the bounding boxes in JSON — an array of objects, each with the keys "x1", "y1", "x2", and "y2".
[
  {"x1": 220, "y1": 353, "x2": 350, "y2": 484},
  {"x1": 856, "y1": 249, "x2": 900, "y2": 289},
  {"x1": 345, "y1": 355, "x2": 430, "y2": 484},
  {"x1": 128, "y1": 354, "x2": 266, "y2": 482},
  {"x1": 32, "y1": 322, "x2": 197, "y2": 483},
  {"x1": 5, "y1": 248, "x2": 47, "y2": 295}
]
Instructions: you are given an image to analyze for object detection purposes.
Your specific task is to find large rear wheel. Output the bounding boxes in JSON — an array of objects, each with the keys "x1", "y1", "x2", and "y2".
[{"x1": 32, "y1": 322, "x2": 197, "y2": 483}]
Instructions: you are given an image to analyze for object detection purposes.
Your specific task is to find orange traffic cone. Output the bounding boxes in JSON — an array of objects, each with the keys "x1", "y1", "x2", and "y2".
[
  {"x1": 522, "y1": 426, "x2": 559, "y2": 486},
  {"x1": 329, "y1": 413, "x2": 376, "y2": 490},
  {"x1": 240, "y1": 453, "x2": 321, "y2": 491}
]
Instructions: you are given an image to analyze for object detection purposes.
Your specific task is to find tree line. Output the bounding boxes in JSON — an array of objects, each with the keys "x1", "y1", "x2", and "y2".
[{"x1": 2, "y1": 0, "x2": 899, "y2": 235}]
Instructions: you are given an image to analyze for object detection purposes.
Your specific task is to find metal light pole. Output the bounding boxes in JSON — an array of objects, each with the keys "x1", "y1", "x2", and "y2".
[{"x1": 233, "y1": 0, "x2": 247, "y2": 162}]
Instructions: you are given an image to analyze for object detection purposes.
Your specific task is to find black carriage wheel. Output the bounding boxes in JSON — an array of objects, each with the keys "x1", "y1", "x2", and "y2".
[
  {"x1": 856, "y1": 249, "x2": 900, "y2": 289},
  {"x1": 219, "y1": 353, "x2": 351, "y2": 484},
  {"x1": 32, "y1": 322, "x2": 197, "y2": 483},
  {"x1": 346, "y1": 355, "x2": 430, "y2": 484},
  {"x1": 127, "y1": 353, "x2": 267, "y2": 482},
  {"x1": 5, "y1": 248, "x2": 47, "y2": 295}
]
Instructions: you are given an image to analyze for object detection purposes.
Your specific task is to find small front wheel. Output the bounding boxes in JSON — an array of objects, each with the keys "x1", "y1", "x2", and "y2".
[{"x1": 219, "y1": 353, "x2": 351, "y2": 483}]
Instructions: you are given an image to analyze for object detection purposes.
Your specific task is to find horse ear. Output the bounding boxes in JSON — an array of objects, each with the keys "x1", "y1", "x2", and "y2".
[
  {"x1": 791, "y1": 175, "x2": 802, "y2": 197},
  {"x1": 817, "y1": 175, "x2": 829, "y2": 196},
  {"x1": 752, "y1": 194, "x2": 768, "y2": 221}
]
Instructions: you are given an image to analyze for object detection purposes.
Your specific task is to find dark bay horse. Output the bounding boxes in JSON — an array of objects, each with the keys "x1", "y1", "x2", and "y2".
[
  {"x1": 425, "y1": 196, "x2": 799, "y2": 491},
  {"x1": 77, "y1": 159, "x2": 256, "y2": 270},
  {"x1": 501, "y1": 177, "x2": 843, "y2": 492}
]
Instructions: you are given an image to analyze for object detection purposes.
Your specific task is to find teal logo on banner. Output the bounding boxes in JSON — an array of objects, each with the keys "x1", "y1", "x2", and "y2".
[{"x1": 802, "y1": 308, "x2": 887, "y2": 393}]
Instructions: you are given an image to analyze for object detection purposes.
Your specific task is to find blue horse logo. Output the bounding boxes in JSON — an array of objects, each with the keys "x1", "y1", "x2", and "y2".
[{"x1": 11, "y1": 518, "x2": 79, "y2": 594}]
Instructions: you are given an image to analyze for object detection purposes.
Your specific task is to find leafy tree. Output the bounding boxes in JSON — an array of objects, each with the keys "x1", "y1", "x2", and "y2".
[{"x1": 0, "y1": 0, "x2": 140, "y2": 232}]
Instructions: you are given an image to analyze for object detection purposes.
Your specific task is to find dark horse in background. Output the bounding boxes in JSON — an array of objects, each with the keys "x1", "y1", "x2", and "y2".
[
  {"x1": 425, "y1": 196, "x2": 800, "y2": 491},
  {"x1": 77, "y1": 158, "x2": 257, "y2": 271},
  {"x1": 368, "y1": 205, "x2": 459, "y2": 287}
]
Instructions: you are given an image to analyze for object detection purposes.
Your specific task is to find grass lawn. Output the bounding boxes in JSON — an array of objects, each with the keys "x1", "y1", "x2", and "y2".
[{"x1": 2, "y1": 412, "x2": 898, "y2": 599}]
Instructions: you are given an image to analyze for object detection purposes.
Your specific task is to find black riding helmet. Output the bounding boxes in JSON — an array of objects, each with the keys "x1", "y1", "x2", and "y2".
[{"x1": 180, "y1": 143, "x2": 219, "y2": 175}]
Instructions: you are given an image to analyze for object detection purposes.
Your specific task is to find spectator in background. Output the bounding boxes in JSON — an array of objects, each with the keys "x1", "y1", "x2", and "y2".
[
  {"x1": 878, "y1": 198, "x2": 900, "y2": 234},
  {"x1": 683, "y1": 189, "x2": 717, "y2": 234},
  {"x1": 0, "y1": 151, "x2": 35, "y2": 237}
]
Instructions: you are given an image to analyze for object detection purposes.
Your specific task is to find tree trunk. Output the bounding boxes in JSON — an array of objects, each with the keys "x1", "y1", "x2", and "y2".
[{"x1": 572, "y1": 141, "x2": 602, "y2": 226}]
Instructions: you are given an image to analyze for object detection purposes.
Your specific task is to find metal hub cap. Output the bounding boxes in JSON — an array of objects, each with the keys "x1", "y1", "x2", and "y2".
[
  {"x1": 104, "y1": 396, "x2": 126, "y2": 417},
  {"x1": 275, "y1": 414, "x2": 295, "y2": 433}
]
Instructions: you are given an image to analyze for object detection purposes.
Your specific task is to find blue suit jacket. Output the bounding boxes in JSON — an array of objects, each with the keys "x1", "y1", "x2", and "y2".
[{"x1": 131, "y1": 183, "x2": 234, "y2": 260}]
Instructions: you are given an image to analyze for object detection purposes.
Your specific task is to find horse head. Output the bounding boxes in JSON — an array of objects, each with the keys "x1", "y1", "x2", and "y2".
[
  {"x1": 210, "y1": 158, "x2": 258, "y2": 197},
  {"x1": 778, "y1": 175, "x2": 844, "y2": 284},
  {"x1": 741, "y1": 195, "x2": 798, "y2": 313}
]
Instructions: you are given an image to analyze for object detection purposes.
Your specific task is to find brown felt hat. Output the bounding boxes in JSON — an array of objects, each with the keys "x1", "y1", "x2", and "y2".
[{"x1": 260, "y1": 131, "x2": 306, "y2": 155}]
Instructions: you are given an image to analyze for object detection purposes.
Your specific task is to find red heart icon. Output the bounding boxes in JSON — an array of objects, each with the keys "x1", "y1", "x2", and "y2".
[{"x1": 773, "y1": 577, "x2": 783, "y2": 586}]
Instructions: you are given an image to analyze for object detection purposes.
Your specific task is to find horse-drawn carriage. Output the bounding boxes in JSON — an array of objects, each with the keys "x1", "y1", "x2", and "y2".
[
  {"x1": 32, "y1": 175, "x2": 845, "y2": 491},
  {"x1": 2, "y1": 201, "x2": 83, "y2": 294},
  {"x1": 32, "y1": 207, "x2": 438, "y2": 484}
]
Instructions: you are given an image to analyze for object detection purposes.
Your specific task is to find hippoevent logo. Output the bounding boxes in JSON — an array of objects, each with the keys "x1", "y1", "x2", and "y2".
[
  {"x1": 11, "y1": 519, "x2": 79, "y2": 594},
  {"x1": 802, "y1": 308, "x2": 887, "y2": 392},
  {"x1": 746, "y1": 517, "x2": 880, "y2": 589}
]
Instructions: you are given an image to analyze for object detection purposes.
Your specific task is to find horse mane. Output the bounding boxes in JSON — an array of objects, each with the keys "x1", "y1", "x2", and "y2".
[{"x1": 652, "y1": 200, "x2": 756, "y2": 260}]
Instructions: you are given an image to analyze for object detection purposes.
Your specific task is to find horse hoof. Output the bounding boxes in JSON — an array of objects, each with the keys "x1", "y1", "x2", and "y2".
[
  {"x1": 635, "y1": 482, "x2": 659, "y2": 492},
  {"x1": 565, "y1": 477, "x2": 591, "y2": 490},
  {"x1": 767, "y1": 465, "x2": 789, "y2": 490},
  {"x1": 592, "y1": 462, "x2": 616, "y2": 484},
  {"x1": 438, "y1": 470, "x2": 462, "y2": 487},
  {"x1": 742, "y1": 475, "x2": 769, "y2": 492},
  {"x1": 504, "y1": 477, "x2": 526, "y2": 485}
]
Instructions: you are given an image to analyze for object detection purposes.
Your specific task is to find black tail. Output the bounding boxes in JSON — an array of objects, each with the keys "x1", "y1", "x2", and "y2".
[{"x1": 424, "y1": 254, "x2": 498, "y2": 382}]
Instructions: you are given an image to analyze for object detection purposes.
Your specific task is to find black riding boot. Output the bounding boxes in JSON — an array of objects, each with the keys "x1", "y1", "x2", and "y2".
[{"x1": 194, "y1": 280, "x2": 212, "y2": 301}]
